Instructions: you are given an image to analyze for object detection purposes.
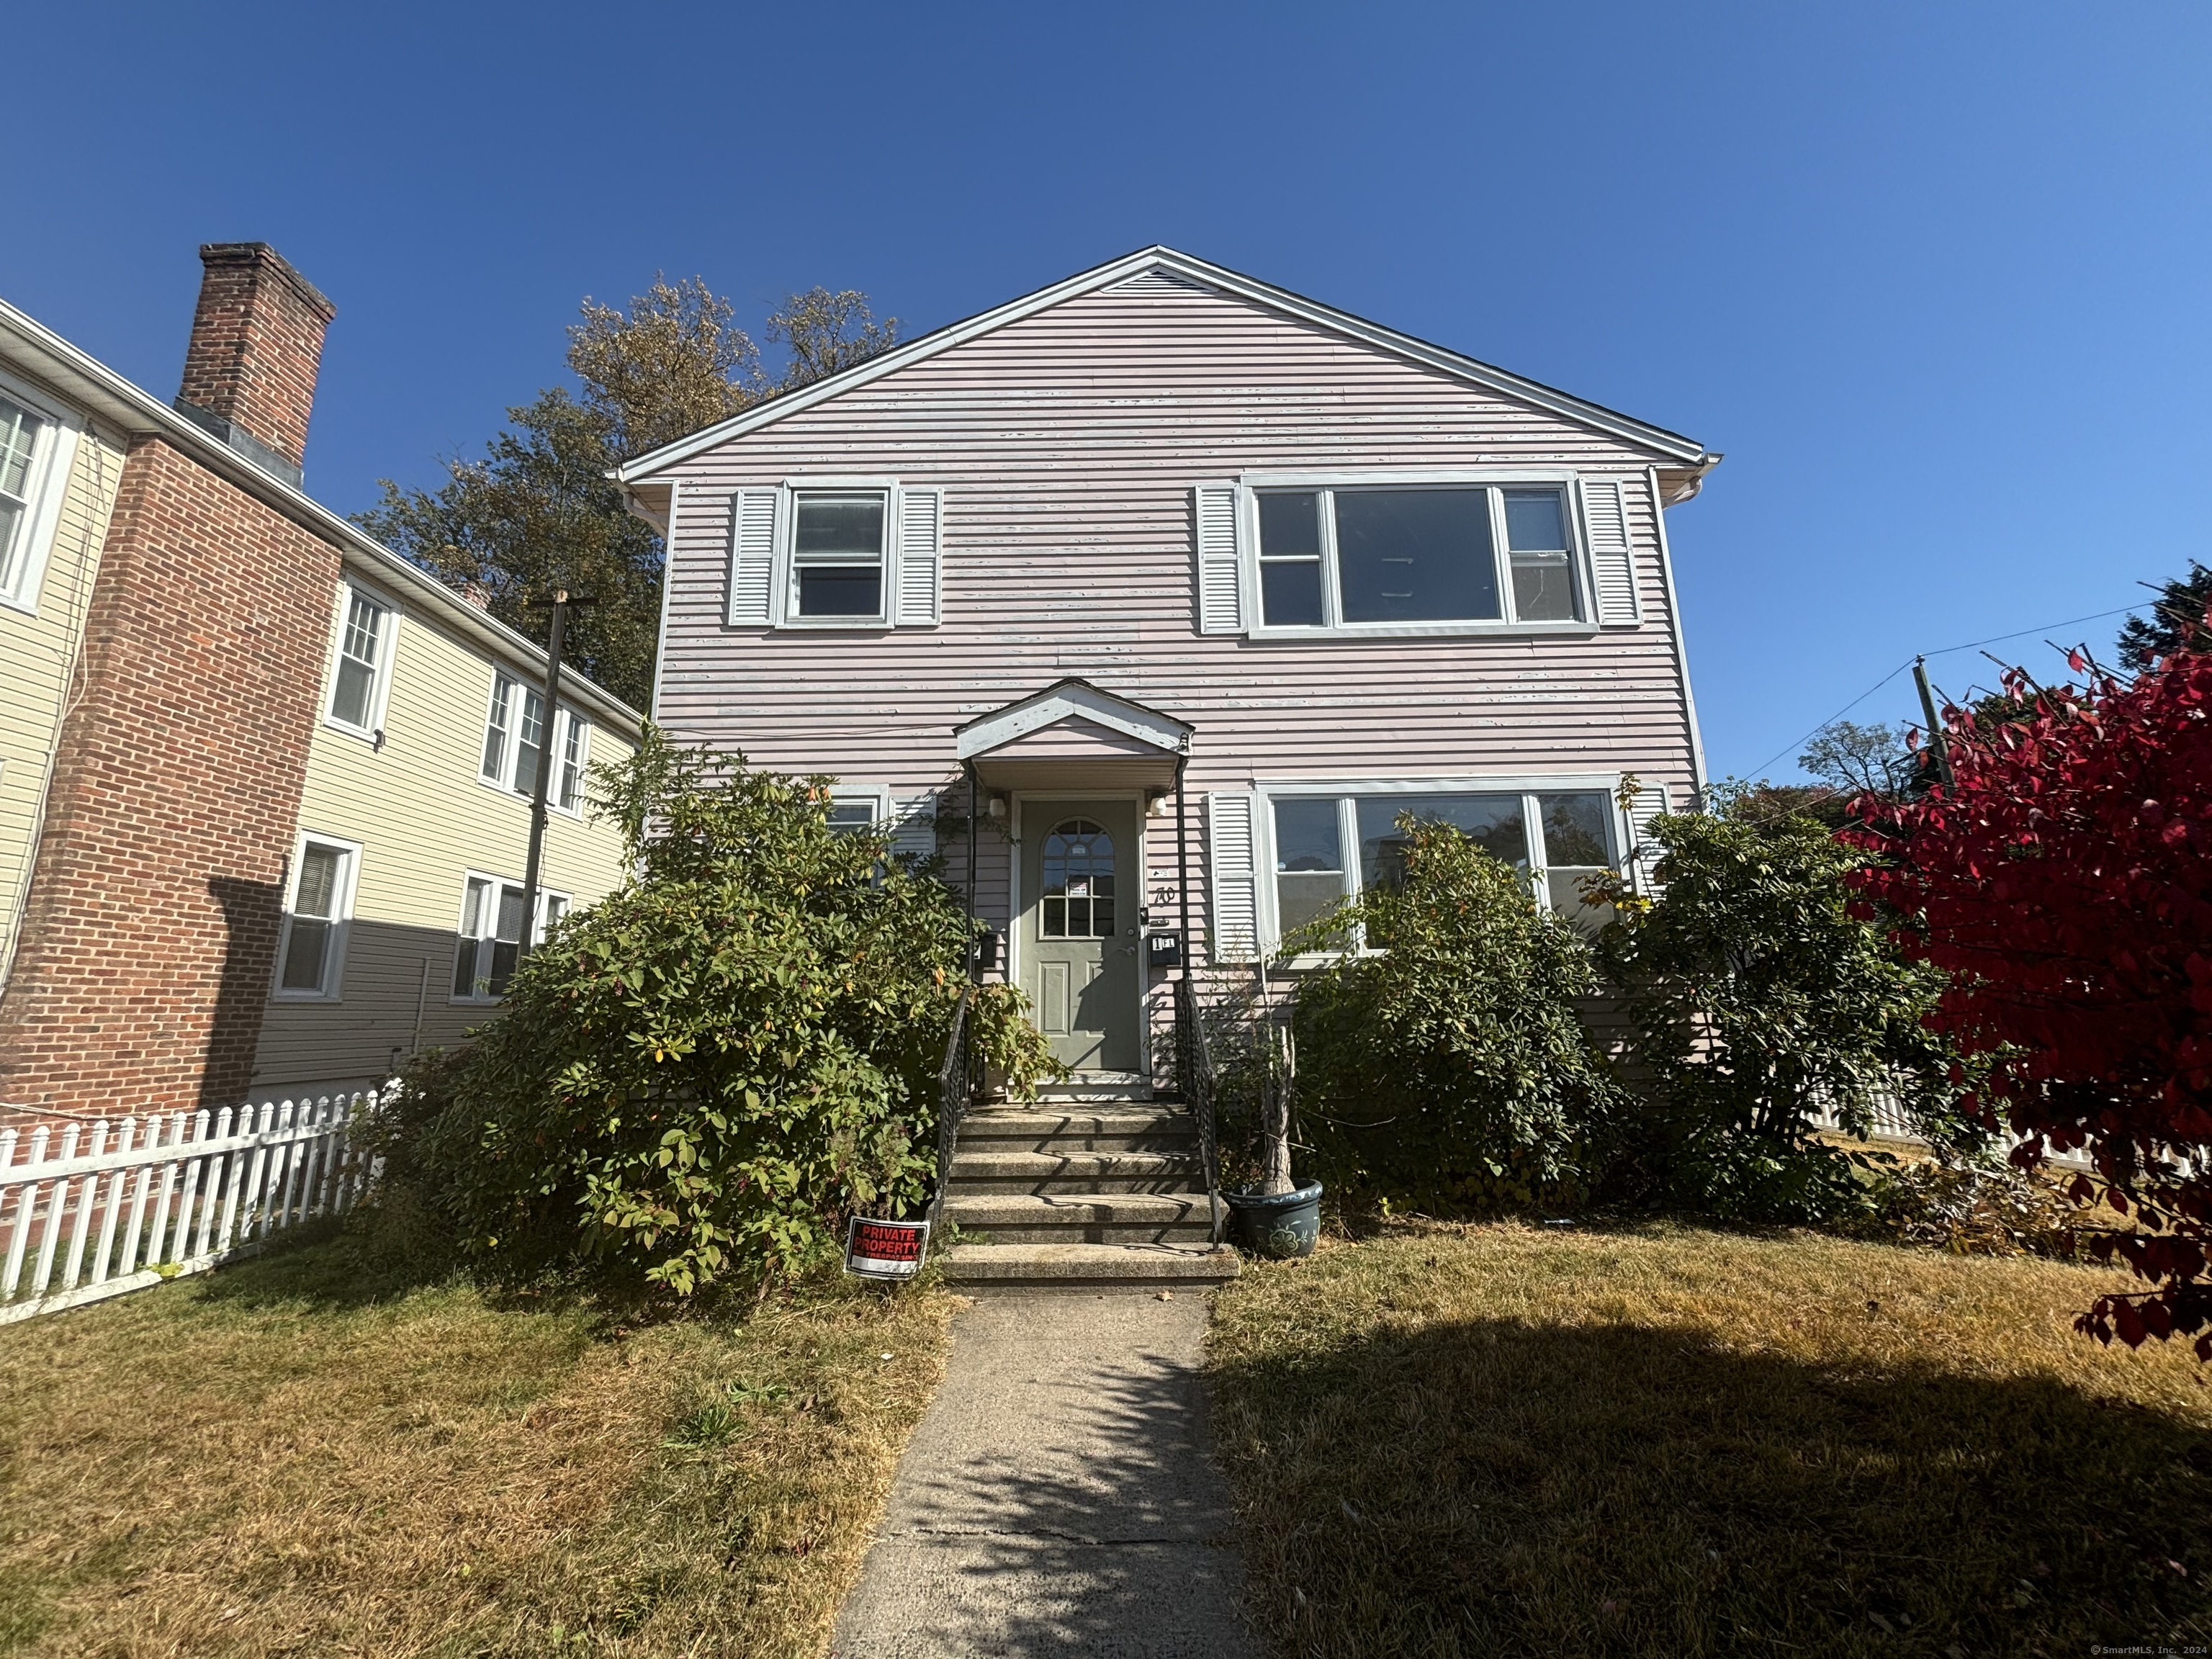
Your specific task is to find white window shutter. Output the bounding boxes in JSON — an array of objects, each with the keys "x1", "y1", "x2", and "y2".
[
  {"x1": 889, "y1": 793, "x2": 938, "y2": 863},
  {"x1": 727, "y1": 488, "x2": 780, "y2": 626},
  {"x1": 1579, "y1": 477, "x2": 1640, "y2": 627},
  {"x1": 1206, "y1": 791, "x2": 1259, "y2": 962},
  {"x1": 1193, "y1": 483, "x2": 1243, "y2": 634},
  {"x1": 894, "y1": 487, "x2": 944, "y2": 626},
  {"x1": 1625, "y1": 783, "x2": 1669, "y2": 897}
]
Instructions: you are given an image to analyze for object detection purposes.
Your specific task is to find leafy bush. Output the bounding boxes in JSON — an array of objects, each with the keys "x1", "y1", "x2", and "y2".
[
  {"x1": 1283, "y1": 819, "x2": 1629, "y2": 1213},
  {"x1": 1590, "y1": 806, "x2": 1974, "y2": 1223},
  {"x1": 1851, "y1": 647, "x2": 2212, "y2": 1355},
  {"x1": 390, "y1": 729, "x2": 1053, "y2": 1298}
]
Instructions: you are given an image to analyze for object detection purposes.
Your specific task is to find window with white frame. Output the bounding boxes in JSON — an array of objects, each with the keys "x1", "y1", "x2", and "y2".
[
  {"x1": 1266, "y1": 786, "x2": 1617, "y2": 946},
  {"x1": 451, "y1": 873, "x2": 568, "y2": 1002},
  {"x1": 789, "y1": 490, "x2": 889, "y2": 621},
  {"x1": 1251, "y1": 482, "x2": 1585, "y2": 631},
  {"x1": 326, "y1": 588, "x2": 395, "y2": 734},
  {"x1": 0, "y1": 387, "x2": 69, "y2": 609},
  {"x1": 276, "y1": 836, "x2": 358, "y2": 998},
  {"x1": 480, "y1": 672, "x2": 587, "y2": 811}
]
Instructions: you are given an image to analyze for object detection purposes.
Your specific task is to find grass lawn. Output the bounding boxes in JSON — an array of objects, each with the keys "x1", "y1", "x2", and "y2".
[
  {"x1": 1208, "y1": 1220, "x2": 2212, "y2": 1658},
  {"x1": 0, "y1": 1228, "x2": 954, "y2": 1657}
]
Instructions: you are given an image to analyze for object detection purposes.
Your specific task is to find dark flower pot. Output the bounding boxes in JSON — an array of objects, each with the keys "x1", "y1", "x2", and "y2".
[{"x1": 1224, "y1": 1181, "x2": 1325, "y2": 1259}]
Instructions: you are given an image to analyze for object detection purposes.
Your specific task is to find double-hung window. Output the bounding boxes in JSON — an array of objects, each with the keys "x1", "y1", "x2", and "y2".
[
  {"x1": 1249, "y1": 481, "x2": 1586, "y2": 632},
  {"x1": 480, "y1": 672, "x2": 588, "y2": 812},
  {"x1": 1265, "y1": 786, "x2": 1618, "y2": 948},
  {"x1": 789, "y1": 490, "x2": 888, "y2": 621},
  {"x1": 276, "y1": 835, "x2": 359, "y2": 999},
  {"x1": 0, "y1": 382, "x2": 77, "y2": 612},
  {"x1": 451, "y1": 874, "x2": 569, "y2": 1002},
  {"x1": 326, "y1": 588, "x2": 395, "y2": 734}
]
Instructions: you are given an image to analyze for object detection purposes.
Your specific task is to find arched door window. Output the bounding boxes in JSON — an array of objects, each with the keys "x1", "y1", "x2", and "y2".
[{"x1": 1040, "y1": 819, "x2": 1115, "y2": 938}]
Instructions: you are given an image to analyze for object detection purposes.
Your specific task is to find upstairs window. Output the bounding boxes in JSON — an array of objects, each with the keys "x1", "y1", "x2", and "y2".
[
  {"x1": 789, "y1": 491, "x2": 887, "y2": 621},
  {"x1": 327, "y1": 590, "x2": 393, "y2": 734},
  {"x1": 0, "y1": 386, "x2": 73, "y2": 611},
  {"x1": 480, "y1": 673, "x2": 586, "y2": 814},
  {"x1": 1250, "y1": 482, "x2": 1583, "y2": 631}
]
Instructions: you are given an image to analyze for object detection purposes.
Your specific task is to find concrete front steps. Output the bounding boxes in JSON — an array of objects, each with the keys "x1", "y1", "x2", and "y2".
[{"x1": 939, "y1": 1102, "x2": 1238, "y2": 1288}]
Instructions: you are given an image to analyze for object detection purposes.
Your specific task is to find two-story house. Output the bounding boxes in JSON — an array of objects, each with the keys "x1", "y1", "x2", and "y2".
[
  {"x1": 0, "y1": 243, "x2": 641, "y2": 1124},
  {"x1": 616, "y1": 246, "x2": 1715, "y2": 1285}
]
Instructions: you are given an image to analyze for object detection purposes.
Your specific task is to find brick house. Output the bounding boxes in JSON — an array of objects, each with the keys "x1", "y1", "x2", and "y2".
[{"x1": 0, "y1": 244, "x2": 642, "y2": 1126}]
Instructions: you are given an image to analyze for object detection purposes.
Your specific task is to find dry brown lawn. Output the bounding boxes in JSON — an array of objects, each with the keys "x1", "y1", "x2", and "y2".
[
  {"x1": 0, "y1": 1229, "x2": 953, "y2": 1657},
  {"x1": 1208, "y1": 1220, "x2": 2212, "y2": 1658}
]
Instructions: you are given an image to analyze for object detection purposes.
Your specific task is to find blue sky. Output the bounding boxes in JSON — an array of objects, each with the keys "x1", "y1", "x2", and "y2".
[{"x1": 8, "y1": 2, "x2": 2206, "y2": 779}]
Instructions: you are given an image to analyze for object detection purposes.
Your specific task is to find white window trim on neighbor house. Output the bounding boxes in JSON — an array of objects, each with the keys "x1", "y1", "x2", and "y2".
[
  {"x1": 724, "y1": 477, "x2": 946, "y2": 631},
  {"x1": 0, "y1": 366, "x2": 85, "y2": 617},
  {"x1": 449, "y1": 868, "x2": 572, "y2": 1005},
  {"x1": 477, "y1": 669, "x2": 592, "y2": 817},
  {"x1": 320, "y1": 580, "x2": 401, "y2": 743},
  {"x1": 272, "y1": 832, "x2": 362, "y2": 1002},
  {"x1": 1207, "y1": 773, "x2": 1665, "y2": 961},
  {"x1": 1194, "y1": 470, "x2": 1645, "y2": 641}
]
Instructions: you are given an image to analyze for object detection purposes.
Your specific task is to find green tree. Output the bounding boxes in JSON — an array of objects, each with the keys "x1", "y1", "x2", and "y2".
[
  {"x1": 356, "y1": 280, "x2": 898, "y2": 709},
  {"x1": 1590, "y1": 806, "x2": 1973, "y2": 1221},
  {"x1": 387, "y1": 727, "x2": 1051, "y2": 1298},
  {"x1": 2116, "y1": 558, "x2": 2212, "y2": 672}
]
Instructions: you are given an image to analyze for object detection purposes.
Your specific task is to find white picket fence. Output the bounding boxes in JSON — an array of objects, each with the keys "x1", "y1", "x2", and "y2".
[
  {"x1": 0, "y1": 1088, "x2": 383, "y2": 1325},
  {"x1": 1815, "y1": 1089, "x2": 2094, "y2": 1172}
]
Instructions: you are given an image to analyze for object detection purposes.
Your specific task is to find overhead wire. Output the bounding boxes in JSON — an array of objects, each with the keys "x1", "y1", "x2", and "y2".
[{"x1": 1735, "y1": 603, "x2": 2144, "y2": 784}]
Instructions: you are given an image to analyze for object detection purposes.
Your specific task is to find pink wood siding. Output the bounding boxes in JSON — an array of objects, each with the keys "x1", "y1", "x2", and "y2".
[{"x1": 653, "y1": 276, "x2": 1704, "y2": 993}]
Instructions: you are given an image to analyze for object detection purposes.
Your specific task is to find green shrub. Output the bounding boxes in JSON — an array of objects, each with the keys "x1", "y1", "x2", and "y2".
[
  {"x1": 1282, "y1": 818, "x2": 1630, "y2": 1213},
  {"x1": 390, "y1": 728, "x2": 1053, "y2": 1298},
  {"x1": 1589, "y1": 804, "x2": 1976, "y2": 1223}
]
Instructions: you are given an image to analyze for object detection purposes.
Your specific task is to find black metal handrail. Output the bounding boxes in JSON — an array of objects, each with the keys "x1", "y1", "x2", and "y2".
[
  {"x1": 1174, "y1": 973, "x2": 1225, "y2": 1244},
  {"x1": 926, "y1": 984, "x2": 975, "y2": 1230}
]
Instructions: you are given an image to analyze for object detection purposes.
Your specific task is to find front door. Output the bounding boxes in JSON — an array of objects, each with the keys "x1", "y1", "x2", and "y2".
[{"x1": 1022, "y1": 799, "x2": 1141, "y2": 1072}]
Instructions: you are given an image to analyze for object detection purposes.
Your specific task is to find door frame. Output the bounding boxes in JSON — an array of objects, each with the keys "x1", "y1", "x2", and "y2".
[{"x1": 1009, "y1": 789, "x2": 1151, "y2": 1083}]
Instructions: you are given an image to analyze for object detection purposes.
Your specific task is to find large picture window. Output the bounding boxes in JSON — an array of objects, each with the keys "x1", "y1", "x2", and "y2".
[
  {"x1": 1252, "y1": 483, "x2": 1583, "y2": 631},
  {"x1": 1267, "y1": 786, "x2": 1616, "y2": 946}
]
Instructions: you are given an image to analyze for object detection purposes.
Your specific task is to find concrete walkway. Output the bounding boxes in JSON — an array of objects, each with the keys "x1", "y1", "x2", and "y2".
[{"x1": 831, "y1": 1292, "x2": 1266, "y2": 1658}]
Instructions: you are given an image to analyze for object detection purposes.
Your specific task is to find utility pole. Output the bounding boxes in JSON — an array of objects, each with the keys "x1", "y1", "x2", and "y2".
[
  {"x1": 520, "y1": 590, "x2": 593, "y2": 958},
  {"x1": 1912, "y1": 655, "x2": 1956, "y2": 791}
]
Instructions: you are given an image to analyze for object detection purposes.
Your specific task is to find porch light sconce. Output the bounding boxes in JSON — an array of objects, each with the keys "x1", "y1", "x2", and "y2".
[
  {"x1": 986, "y1": 793, "x2": 1009, "y2": 822},
  {"x1": 1145, "y1": 788, "x2": 1172, "y2": 818}
]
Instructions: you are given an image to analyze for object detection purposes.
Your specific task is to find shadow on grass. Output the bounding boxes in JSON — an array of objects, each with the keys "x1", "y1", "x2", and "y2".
[{"x1": 1212, "y1": 1314, "x2": 2212, "y2": 1658}]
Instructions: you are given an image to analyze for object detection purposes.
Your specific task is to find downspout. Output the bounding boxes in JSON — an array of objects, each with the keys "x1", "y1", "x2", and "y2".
[{"x1": 1647, "y1": 464, "x2": 1711, "y2": 810}]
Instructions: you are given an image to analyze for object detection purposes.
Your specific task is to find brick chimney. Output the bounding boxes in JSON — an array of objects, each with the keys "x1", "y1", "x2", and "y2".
[{"x1": 174, "y1": 243, "x2": 336, "y2": 490}]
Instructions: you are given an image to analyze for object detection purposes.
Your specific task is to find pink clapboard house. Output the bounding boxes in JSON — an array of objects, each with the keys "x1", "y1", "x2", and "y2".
[{"x1": 615, "y1": 246, "x2": 1716, "y2": 1120}]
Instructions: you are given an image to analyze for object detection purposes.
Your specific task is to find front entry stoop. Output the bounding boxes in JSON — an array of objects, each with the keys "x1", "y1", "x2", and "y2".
[{"x1": 939, "y1": 1104, "x2": 1239, "y2": 1287}]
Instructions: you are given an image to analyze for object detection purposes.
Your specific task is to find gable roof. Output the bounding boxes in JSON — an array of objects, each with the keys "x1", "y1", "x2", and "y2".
[
  {"x1": 612, "y1": 246, "x2": 1716, "y2": 487},
  {"x1": 953, "y1": 678, "x2": 1192, "y2": 761}
]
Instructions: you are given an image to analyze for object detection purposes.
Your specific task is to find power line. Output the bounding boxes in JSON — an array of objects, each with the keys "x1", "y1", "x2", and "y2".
[{"x1": 1736, "y1": 603, "x2": 2144, "y2": 782}]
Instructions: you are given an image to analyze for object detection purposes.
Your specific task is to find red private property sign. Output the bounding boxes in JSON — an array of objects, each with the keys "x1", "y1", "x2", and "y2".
[{"x1": 845, "y1": 1216, "x2": 930, "y2": 1280}]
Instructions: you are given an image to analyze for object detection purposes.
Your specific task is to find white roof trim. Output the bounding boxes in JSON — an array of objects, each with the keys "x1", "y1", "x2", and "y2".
[
  {"x1": 0, "y1": 294, "x2": 644, "y2": 736},
  {"x1": 954, "y1": 679, "x2": 1192, "y2": 762},
  {"x1": 613, "y1": 246, "x2": 1712, "y2": 482}
]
